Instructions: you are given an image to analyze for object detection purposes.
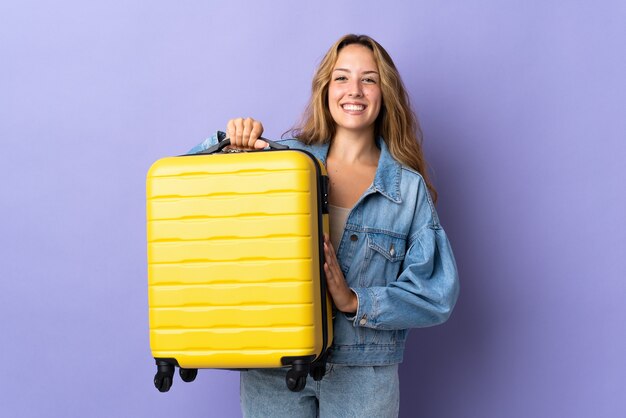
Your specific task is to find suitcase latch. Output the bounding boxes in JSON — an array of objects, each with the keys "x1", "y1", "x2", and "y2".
[{"x1": 321, "y1": 175, "x2": 330, "y2": 214}]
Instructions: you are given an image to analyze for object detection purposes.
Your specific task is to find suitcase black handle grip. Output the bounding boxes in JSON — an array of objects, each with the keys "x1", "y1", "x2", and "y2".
[{"x1": 198, "y1": 137, "x2": 289, "y2": 155}]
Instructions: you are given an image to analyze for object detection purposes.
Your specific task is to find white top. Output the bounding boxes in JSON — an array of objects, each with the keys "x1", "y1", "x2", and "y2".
[{"x1": 328, "y1": 204, "x2": 351, "y2": 250}]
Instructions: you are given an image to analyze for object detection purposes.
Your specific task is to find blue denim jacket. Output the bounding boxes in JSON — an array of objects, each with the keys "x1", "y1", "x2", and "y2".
[{"x1": 188, "y1": 133, "x2": 460, "y2": 366}]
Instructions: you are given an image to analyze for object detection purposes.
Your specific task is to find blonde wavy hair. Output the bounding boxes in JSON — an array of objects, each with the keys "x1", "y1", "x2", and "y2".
[{"x1": 288, "y1": 34, "x2": 437, "y2": 202}]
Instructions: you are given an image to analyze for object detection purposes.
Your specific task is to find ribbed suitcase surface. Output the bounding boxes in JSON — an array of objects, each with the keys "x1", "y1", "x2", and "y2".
[{"x1": 147, "y1": 150, "x2": 332, "y2": 378}]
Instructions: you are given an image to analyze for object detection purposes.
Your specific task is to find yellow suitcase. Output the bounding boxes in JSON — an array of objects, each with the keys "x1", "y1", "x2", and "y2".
[{"x1": 147, "y1": 139, "x2": 333, "y2": 393}]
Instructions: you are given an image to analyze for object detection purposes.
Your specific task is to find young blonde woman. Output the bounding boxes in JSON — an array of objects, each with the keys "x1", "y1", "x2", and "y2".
[{"x1": 190, "y1": 34, "x2": 460, "y2": 418}]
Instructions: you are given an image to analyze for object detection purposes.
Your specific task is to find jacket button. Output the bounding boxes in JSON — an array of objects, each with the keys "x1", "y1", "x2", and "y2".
[
  {"x1": 359, "y1": 317, "x2": 367, "y2": 326},
  {"x1": 350, "y1": 234, "x2": 358, "y2": 241}
]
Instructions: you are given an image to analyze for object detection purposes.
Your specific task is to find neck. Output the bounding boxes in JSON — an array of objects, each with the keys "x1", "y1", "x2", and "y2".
[{"x1": 329, "y1": 128, "x2": 379, "y2": 164}]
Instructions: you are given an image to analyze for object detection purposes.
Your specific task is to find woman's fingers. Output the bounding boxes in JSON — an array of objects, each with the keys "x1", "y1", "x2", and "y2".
[
  {"x1": 225, "y1": 117, "x2": 245, "y2": 147},
  {"x1": 242, "y1": 118, "x2": 254, "y2": 147},
  {"x1": 249, "y1": 120, "x2": 267, "y2": 148},
  {"x1": 226, "y1": 119, "x2": 236, "y2": 145},
  {"x1": 323, "y1": 236, "x2": 356, "y2": 312},
  {"x1": 225, "y1": 117, "x2": 265, "y2": 148}
]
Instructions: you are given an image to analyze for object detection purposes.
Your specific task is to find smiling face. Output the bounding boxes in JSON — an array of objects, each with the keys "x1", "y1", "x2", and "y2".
[{"x1": 328, "y1": 44, "x2": 382, "y2": 138}]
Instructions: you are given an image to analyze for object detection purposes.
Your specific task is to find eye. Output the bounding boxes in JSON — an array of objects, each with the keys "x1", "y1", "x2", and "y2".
[
  {"x1": 362, "y1": 77, "x2": 377, "y2": 84},
  {"x1": 334, "y1": 76, "x2": 348, "y2": 81}
]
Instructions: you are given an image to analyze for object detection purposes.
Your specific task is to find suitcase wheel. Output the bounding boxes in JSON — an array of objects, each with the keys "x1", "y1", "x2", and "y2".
[
  {"x1": 154, "y1": 361, "x2": 175, "y2": 392},
  {"x1": 309, "y1": 351, "x2": 329, "y2": 382},
  {"x1": 179, "y1": 368, "x2": 198, "y2": 383},
  {"x1": 154, "y1": 371, "x2": 174, "y2": 392},
  {"x1": 286, "y1": 369, "x2": 307, "y2": 392},
  {"x1": 286, "y1": 359, "x2": 310, "y2": 392},
  {"x1": 309, "y1": 363, "x2": 325, "y2": 381}
]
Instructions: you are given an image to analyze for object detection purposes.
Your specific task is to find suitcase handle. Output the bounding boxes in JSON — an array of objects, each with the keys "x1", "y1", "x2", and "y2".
[{"x1": 198, "y1": 137, "x2": 289, "y2": 155}]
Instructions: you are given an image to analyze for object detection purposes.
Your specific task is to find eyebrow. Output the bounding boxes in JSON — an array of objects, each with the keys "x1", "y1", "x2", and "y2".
[{"x1": 333, "y1": 68, "x2": 379, "y2": 75}]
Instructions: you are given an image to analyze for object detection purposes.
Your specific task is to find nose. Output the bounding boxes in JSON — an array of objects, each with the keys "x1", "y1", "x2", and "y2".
[{"x1": 348, "y1": 80, "x2": 363, "y2": 97}]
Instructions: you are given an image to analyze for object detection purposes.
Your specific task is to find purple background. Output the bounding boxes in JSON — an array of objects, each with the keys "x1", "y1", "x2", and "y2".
[{"x1": 1, "y1": 1, "x2": 625, "y2": 417}]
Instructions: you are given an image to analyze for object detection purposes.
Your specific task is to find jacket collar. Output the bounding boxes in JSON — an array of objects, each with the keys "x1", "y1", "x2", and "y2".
[
  {"x1": 316, "y1": 137, "x2": 402, "y2": 204},
  {"x1": 372, "y1": 137, "x2": 402, "y2": 203}
]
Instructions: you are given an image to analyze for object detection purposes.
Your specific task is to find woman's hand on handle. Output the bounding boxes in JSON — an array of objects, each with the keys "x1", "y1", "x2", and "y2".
[{"x1": 226, "y1": 117, "x2": 268, "y2": 149}]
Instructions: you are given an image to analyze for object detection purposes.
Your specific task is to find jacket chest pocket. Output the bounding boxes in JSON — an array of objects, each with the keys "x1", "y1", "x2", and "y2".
[
  {"x1": 361, "y1": 232, "x2": 407, "y2": 286},
  {"x1": 367, "y1": 232, "x2": 406, "y2": 262}
]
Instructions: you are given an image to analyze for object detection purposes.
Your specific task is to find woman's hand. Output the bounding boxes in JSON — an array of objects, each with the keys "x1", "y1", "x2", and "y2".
[
  {"x1": 226, "y1": 117, "x2": 268, "y2": 149},
  {"x1": 323, "y1": 234, "x2": 358, "y2": 314}
]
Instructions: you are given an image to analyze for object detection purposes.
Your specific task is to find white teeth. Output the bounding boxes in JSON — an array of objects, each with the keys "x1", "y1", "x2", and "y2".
[{"x1": 342, "y1": 104, "x2": 365, "y2": 111}]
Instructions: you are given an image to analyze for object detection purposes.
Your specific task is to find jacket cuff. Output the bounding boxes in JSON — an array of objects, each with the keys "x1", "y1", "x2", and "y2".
[
  {"x1": 349, "y1": 287, "x2": 376, "y2": 328},
  {"x1": 186, "y1": 130, "x2": 224, "y2": 155}
]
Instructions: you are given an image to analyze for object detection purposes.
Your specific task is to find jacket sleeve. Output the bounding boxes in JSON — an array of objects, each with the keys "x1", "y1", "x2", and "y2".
[
  {"x1": 186, "y1": 131, "x2": 225, "y2": 154},
  {"x1": 349, "y1": 188, "x2": 460, "y2": 330}
]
